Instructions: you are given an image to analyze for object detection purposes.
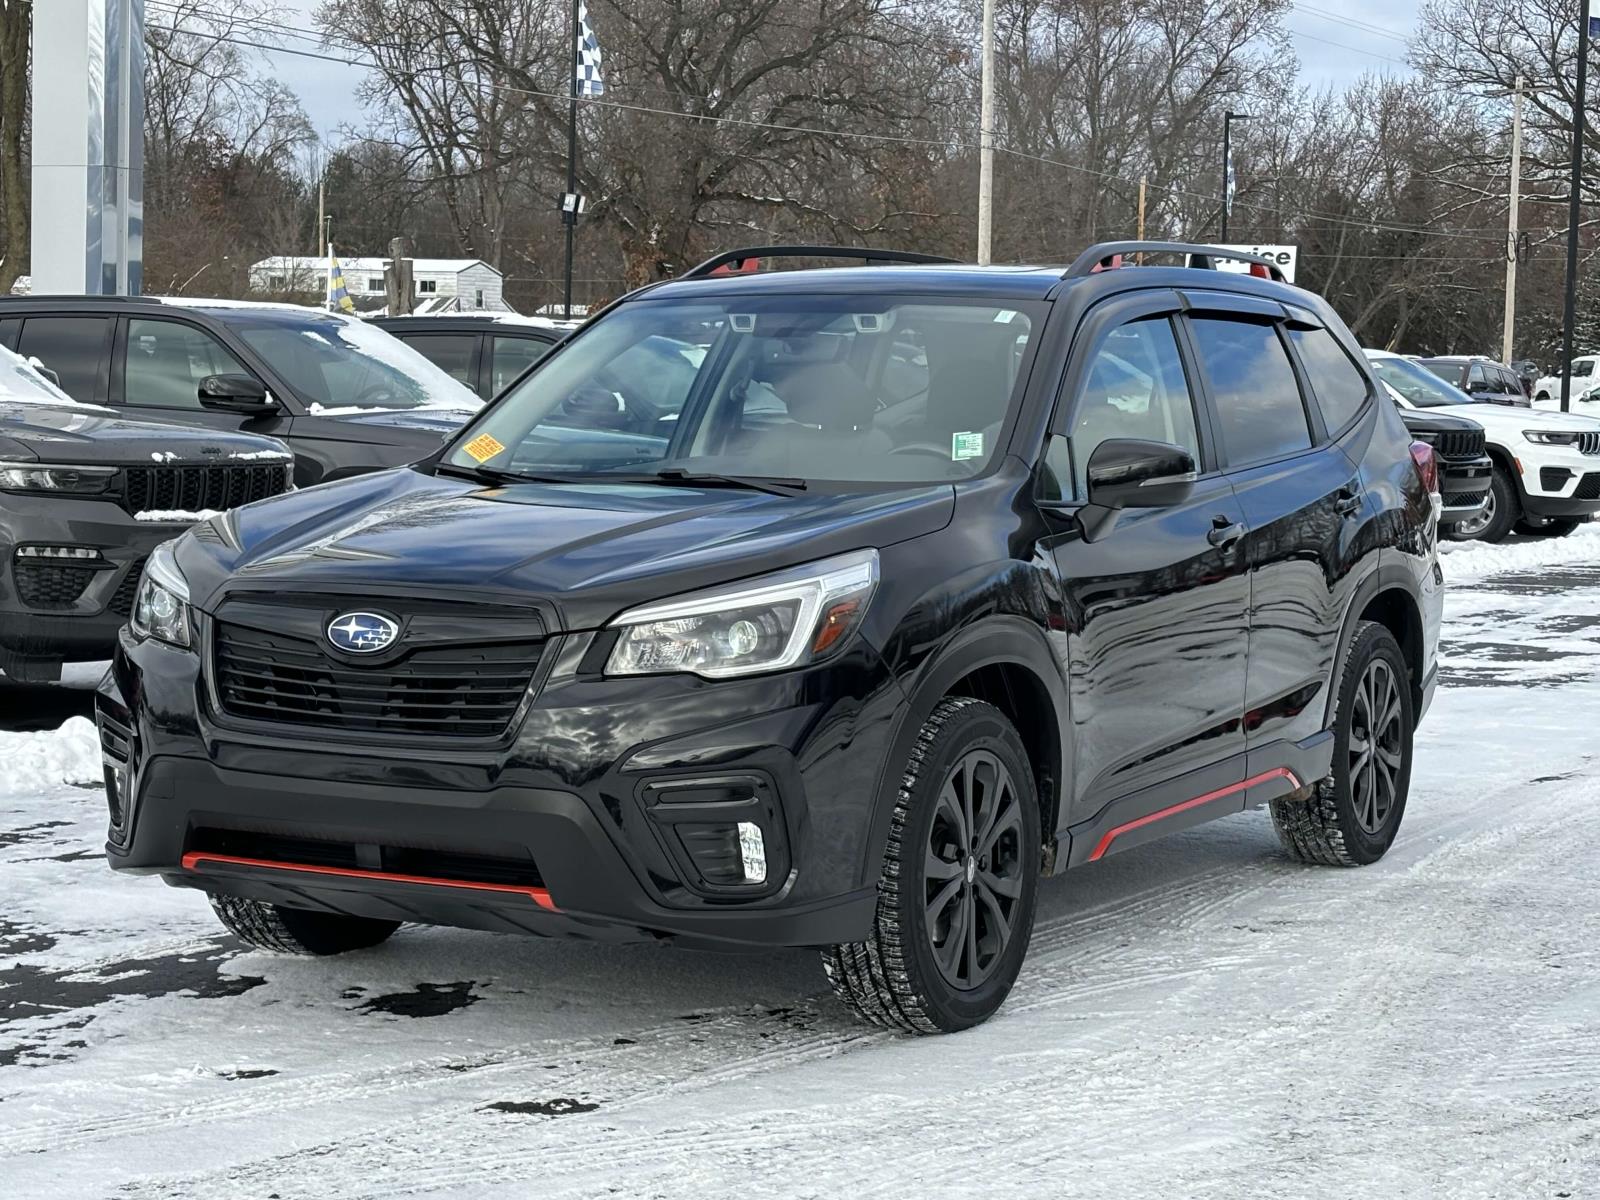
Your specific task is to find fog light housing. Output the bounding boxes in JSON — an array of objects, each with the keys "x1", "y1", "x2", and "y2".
[
  {"x1": 16, "y1": 544, "x2": 104, "y2": 561},
  {"x1": 639, "y1": 772, "x2": 790, "y2": 898},
  {"x1": 736, "y1": 821, "x2": 767, "y2": 884}
]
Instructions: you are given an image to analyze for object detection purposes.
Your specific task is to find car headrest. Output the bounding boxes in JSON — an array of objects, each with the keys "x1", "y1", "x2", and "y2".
[{"x1": 771, "y1": 361, "x2": 876, "y2": 431}]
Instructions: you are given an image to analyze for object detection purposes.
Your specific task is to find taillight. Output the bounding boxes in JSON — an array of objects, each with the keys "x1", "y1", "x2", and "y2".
[{"x1": 1409, "y1": 440, "x2": 1439, "y2": 495}]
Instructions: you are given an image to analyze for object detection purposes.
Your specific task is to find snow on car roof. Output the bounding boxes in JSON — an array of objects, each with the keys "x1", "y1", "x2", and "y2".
[{"x1": 152, "y1": 296, "x2": 341, "y2": 316}]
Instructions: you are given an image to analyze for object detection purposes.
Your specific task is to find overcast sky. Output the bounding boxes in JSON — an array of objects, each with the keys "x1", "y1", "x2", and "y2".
[{"x1": 266, "y1": 0, "x2": 1423, "y2": 141}]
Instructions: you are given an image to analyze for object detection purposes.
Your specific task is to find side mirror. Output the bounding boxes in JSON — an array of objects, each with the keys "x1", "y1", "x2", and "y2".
[
  {"x1": 1078, "y1": 438, "x2": 1197, "y2": 541},
  {"x1": 198, "y1": 373, "x2": 274, "y2": 415}
]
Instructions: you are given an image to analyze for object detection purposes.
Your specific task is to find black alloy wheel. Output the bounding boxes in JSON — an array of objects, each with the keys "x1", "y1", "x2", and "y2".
[
  {"x1": 1347, "y1": 657, "x2": 1404, "y2": 835},
  {"x1": 924, "y1": 749, "x2": 1026, "y2": 990}
]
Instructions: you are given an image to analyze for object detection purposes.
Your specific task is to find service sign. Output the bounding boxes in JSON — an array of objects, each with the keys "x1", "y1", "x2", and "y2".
[{"x1": 1212, "y1": 244, "x2": 1297, "y2": 283}]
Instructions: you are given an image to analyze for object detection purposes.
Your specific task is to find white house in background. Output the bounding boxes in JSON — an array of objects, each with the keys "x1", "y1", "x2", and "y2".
[{"x1": 246, "y1": 256, "x2": 512, "y2": 312}]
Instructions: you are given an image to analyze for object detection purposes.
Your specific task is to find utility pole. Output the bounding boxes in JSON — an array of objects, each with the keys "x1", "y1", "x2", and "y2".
[
  {"x1": 1137, "y1": 176, "x2": 1147, "y2": 264},
  {"x1": 1502, "y1": 77, "x2": 1524, "y2": 366},
  {"x1": 1220, "y1": 111, "x2": 1251, "y2": 244},
  {"x1": 976, "y1": 0, "x2": 996, "y2": 265},
  {"x1": 1560, "y1": 5, "x2": 1592, "y2": 414},
  {"x1": 316, "y1": 173, "x2": 324, "y2": 259}
]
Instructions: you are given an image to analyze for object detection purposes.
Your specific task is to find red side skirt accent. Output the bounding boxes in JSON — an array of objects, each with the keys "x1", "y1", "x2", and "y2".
[
  {"x1": 1087, "y1": 766, "x2": 1302, "y2": 862},
  {"x1": 180, "y1": 852, "x2": 558, "y2": 911}
]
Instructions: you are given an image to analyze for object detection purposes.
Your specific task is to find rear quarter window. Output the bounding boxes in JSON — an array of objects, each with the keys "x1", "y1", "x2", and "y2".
[{"x1": 1288, "y1": 326, "x2": 1370, "y2": 433}]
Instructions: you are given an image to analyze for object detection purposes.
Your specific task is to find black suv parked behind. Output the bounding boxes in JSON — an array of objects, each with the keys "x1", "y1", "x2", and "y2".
[
  {"x1": 1393, "y1": 407, "x2": 1492, "y2": 531},
  {"x1": 372, "y1": 314, "x2": 567, "y2": 400},
  {"x1": 0, "y1": 345, "x2": 292, "y2": 682},
  {"x1": 0, "y1": 297, "x2": 483, "y2": 486},
  {"x1": 98, "y1": 243, "x2": 1442, "y2": 1032}
]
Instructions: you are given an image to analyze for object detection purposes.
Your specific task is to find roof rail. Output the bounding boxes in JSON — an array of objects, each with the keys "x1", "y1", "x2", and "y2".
[
  {"x1": 1064, "y1": 241, "x2": 1289, "y2": 284},
  {"x1": 680, "y1": 244, "x2": 960, "y2": 279}
]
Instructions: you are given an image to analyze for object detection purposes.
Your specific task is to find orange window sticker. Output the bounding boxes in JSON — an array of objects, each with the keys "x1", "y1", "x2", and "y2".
[{"x1": 463, "y1": 433, "x2": 506, "y2": 463}]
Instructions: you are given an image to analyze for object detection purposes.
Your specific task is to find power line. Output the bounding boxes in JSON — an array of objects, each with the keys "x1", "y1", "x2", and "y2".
[
  {"x1": 142, "y1": 13, "x2": 1499, "y2": 248},
  {"x1": 1290, "y1": 3, "x2": 1413, "y2": 46}
]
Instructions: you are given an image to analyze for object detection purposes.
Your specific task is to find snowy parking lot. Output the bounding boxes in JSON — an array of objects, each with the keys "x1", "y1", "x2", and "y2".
[{"x1": 2, "y1": 534, "x2": 1599, "y2": 1199}]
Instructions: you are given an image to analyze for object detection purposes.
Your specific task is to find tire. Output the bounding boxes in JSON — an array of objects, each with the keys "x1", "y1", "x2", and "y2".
[
  {"x1": 1536, "y1": 391, "x2": 1550, "y2": 402},
  {"x1": 1270, "y1": 621, "x2": 1413, "y2": 867},
  {"x1": 209, "y1": 894, "x2": 400, "y2": 956},
  {"x1": 822, "y1": 697, "x2": 1040, "y2": 1034},
  {"x1": 1513, "y1": 516, "x2": 1582, "y2": 538},
  {"x1": 1445, "y1": 464, "x2": 1518, "y2": 543}
]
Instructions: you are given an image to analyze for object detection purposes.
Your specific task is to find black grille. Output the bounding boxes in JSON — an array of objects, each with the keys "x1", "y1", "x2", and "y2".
[
  {"x1": 1541, "y1": 467, "x2": 1573, "y2": 492},
  {"x1": 1431, "y1": 429, "x2": 1487, "y2": 459},
  {"x1": 1442, "y1": 491, "x2": 1487, "y2": 508},
  {"x1": 14, "y1": 561, "x2": 99, "y2": 608},
  {"x1": 108, "y1": 559, "x2": 146, "y2": 617},
  {"x1": 120, "y1": 463, "x2": 289, "y2": 516},
  {"x1": 1576, "y1": 472, "x2": 1600, "y2": 501},
  {"x1": 187, "y1": 827, "x2": 545, "y2": 888},
  {"x1": 1580, "y1": 432, "x2": 1600, "y2": 456},
  {"x1": 213, "y1": 622, "x2": 543, "y2": 738}
]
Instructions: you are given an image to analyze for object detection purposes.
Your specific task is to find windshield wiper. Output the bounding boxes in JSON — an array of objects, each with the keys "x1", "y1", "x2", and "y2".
[
  {"x1": 650, "y1": 468, "x2": 808, "y2": 497},
  {"x1": 434, "y1": 462, "x2": 590, "y2": 487}
]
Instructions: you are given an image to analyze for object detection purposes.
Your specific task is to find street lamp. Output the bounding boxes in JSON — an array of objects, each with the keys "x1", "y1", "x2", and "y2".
[{"x1": 1221, "y1": 111, "x2": 1253, "y2": 244}]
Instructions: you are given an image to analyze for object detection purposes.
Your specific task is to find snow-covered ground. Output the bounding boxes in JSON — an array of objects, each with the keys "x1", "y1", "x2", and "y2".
[{"x1": 3, "y1": 544, "x2": 1600, "y2": 1198}]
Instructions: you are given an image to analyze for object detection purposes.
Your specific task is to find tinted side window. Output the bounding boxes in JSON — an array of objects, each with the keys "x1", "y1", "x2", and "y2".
[
  {"x1": 1289, "y1": 326, "x2": 1370, "y2": 433},
  {"x1": 400, "y1": 333, "x2": 477, "y2": 388},
  {"x1": 490, "y1": 335, "x2": 552, "y2": 395},
  {"x1": 0, "y1": 318, "x2": 18, "y2": 351},
  {"x1": 1188, "y1": 317, "x2": 1310, "y2": 465},
  {"x1": 1575, "y1": 360, "x2": 1594, "y2": 378},
  {"x1": 124, "y1": 318, "x2": 251, "y2": 409},
  {"x1": 1069, "y1": 316, "x2": 1201, "y2": 495},
  {"x1": 16, "y1": 316, "x2": 112, "y2": 402}
]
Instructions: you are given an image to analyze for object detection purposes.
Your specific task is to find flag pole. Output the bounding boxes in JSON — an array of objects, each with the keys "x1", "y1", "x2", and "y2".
[
  {"x1": 563, "y1": 0, "x2": 579, "y2": 320},
  {"x1": 1560, "y1": 3, "x2": 1591, "y2": 414}
]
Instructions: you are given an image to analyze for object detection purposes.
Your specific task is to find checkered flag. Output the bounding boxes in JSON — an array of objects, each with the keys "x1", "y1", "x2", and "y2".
[{"x1": 576, "y1": 1, "x2": 605, "y2": 98}]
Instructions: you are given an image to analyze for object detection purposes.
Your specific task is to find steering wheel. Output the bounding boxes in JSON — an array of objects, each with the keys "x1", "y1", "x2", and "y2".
[
  {"x1": 889, "y1": 443, "x2": 953, "y2": 458},
  {"x1": 352, "y1": 384, "x2": 399, "y2": 407}
]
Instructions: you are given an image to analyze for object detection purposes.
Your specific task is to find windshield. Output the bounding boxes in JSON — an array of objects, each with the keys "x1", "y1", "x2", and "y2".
[
  {"x1": 443, "y1": 295, "x2": 1042, "y2": 485},
  {"x1": 1368, "y1": 356, "x2": 1475, "y2": 408},
  {"x1": 228, "y1": 314, "x2": 482, "y2": 414}
]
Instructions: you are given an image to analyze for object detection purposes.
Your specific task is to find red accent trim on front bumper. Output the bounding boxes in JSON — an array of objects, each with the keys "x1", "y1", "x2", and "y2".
[
  {"x1": 180, "y1": 852, "x2": 558, "y2": 911},
  {"x1": 1087, "y1": 767, "x2": 1302, "y2": 862}
]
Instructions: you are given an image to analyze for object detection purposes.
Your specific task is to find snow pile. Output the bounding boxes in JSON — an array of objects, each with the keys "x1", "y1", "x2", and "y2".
[
  {"x1": 0, "y1": 716, "x2": 102, "y2": 790},
  {"x1": 134, "y1": 509, "x2": 221, "y2": 523},
  {"x1": 1439, "y1": 521, "x2": 1600, "y2": 583}
]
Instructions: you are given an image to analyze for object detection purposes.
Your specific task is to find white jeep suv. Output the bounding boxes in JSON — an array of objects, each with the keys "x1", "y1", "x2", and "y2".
[{"x1": 1367, "y1": 349, "x2": 1600, "y2": 541}]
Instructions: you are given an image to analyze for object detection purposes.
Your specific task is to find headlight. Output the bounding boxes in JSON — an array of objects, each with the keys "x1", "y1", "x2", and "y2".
[
  {"x1": 0, "y1": 461, "x2": 116, "y2": 494},
  {"x1": 606, "y1": 549, "x2": 879, "y2": 678},
  {"x1": 1522, "y1": 430, "x2": 1582, "y2": 445},
  {"x1": 128, "y1": 540, "x2": 192, "y2": 648}
]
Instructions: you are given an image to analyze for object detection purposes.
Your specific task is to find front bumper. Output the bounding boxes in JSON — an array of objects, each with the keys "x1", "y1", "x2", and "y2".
[
  {"x1": 1515, "y1": 442, "x2": 1600, "y2": 515},
  {"x1": 97, "y1": 625, "x2": 900, "y2": 950},
  {"x1": 1436, "y1": 452, "x2": 1492, "y2": 528},
  {"x1": 0, "y1": 493, "x2": 192, "y2": 676}
]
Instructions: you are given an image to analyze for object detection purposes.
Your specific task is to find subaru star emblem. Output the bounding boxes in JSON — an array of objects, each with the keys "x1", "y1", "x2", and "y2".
[{"x1": 326, "y1": 611, "x2": 398, "y2": 654}]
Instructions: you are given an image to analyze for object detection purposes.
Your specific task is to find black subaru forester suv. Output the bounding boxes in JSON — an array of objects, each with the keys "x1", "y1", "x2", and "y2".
[{"x1": 97, "y1": 243, "x2": 1442, "y2": 1033}]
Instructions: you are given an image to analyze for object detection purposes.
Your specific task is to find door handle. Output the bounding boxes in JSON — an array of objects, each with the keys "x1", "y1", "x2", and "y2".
[
  {"x1": 1207, "y1": 516, "x2": 1245, "y2": 548},
  {"x1": 1334, "y1": 485, "x2": 1362, "y2": 516}
]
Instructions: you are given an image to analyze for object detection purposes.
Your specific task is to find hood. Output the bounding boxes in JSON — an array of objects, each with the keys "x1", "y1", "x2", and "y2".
[
  {"x1": 0, "y1": 400, "x2": 292, "y2": 465},
  {"x1": 309, "y1": 406, "x2": 475, "y2": 436},
  {"x1": 1396, "y1": 406, "x2": 1484, "y2": 434},
  {"x1": 1456, "y1": 402, "x2": 1600, "y2": 433},
  {"x1": 180, "y1": 467, "x2": 954, "y2": 630}
]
